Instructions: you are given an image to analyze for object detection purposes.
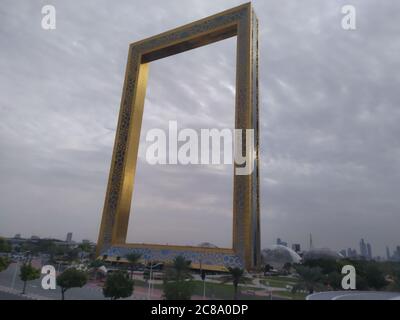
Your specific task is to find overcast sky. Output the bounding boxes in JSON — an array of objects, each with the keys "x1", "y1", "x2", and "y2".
[{"x1": 0, "y1": 0, "x2": 399, "y2": 257}]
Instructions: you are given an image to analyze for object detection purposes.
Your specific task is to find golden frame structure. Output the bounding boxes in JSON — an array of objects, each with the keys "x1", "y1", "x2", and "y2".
[{"x1": 96, "y1": 3, "x2": 260, "y2": 270}]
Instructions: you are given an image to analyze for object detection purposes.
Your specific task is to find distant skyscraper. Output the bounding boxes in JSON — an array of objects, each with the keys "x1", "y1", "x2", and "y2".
[
  {"x1": 66, "y1": 232, "x2": 73, "y2": 243},
  {"x1": 309, "y1": 233, "x2": 313, "y2": 250},
  {"x1": 366, "y1": 243, "x2": 372, "y2": 260},
  {"x1": 394, "y1": 246, "x2": 400, "y2": 261},
  {"x1": 386, "y1": 246, "x2": 391, "y2": 260},
  {"x1": 360, "y1": 239, "x2": 367, "y2": 258},
  {"x1": 340, "y1": 249, "x2": 347, "y2": 257}
]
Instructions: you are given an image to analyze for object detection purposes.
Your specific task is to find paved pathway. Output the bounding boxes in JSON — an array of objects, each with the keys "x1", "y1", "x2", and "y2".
[{"x1": 307, "y1": 291, "x2": 400, "y2": 300}]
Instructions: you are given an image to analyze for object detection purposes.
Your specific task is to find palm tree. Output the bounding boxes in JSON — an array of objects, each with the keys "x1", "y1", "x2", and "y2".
[
  {"x1": 167, "y1": 255, "x2": 191, "y2": 281},
  {"x1": 163, "y1": 256, "x2": 194, "y2": 300},
  {"x1": 0, "y1": 257, "x2": 10, "y2": 273},
  {"x1": 394, "y1": 270, "x2": 400, "y2": 290},
  {"x1": 125, "y1": 253, "x2": 141, "y2": 279},
  {"x1": 220, "y1": 267, "x2": 252, "y2": 300}
]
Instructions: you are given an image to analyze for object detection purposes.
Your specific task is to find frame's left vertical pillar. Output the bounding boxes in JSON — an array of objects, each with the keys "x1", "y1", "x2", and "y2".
[{"x1": 96, "y1": 47, "x2": 149, "y2": 256}]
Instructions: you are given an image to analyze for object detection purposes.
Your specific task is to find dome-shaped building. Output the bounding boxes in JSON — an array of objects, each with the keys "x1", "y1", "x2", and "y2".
[
  {"x1": 303, "y1": 248, "x2": 344, "y2": 261},
  {"x1": 261, "y1": 245, "x2": 301, "y2": 269},
  {"x1": 197, "y1": 242, "x2": 218, "y2": 248}
]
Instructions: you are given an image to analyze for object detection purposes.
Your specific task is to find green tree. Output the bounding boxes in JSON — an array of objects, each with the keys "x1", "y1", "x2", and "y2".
[
  {"x1": 20, "y1": 263, "x2": 40, "y2": 294},
  {"x1": 355, "y1": 274, "x2": 369, "y2": 290},
  {"x1": 163, "y1": 256, "x2": 194, "y2": 300},
  {"x1": 125, "y1": 253, "x2": 141, "y2": 279},
  {"x1": 293, "y1": 265, "x2": 323, "y2": 294},
  {"x1": 166, "y1": 256, "x2": 191, "y2": 281},
  {"x1": 283, "y1": 262, "x2": 292, "y2": 274},
  {"x1": 163, "y1": 280, "x2": 194, "y2": 300},
  {"x1": 89, "y1": 259, "x2": 105, "y2": 268},
  {"x1": 0, "y1": 256, "x2": 10, "y2": 272},
  {"x1": 220, "y1": 267, "x2": 251, "y2": 300},
  {"x1": 103, "y1": 271, "x2": 134, "y2": 300},
  {"x1": 0, "y1": 237, "x2": 12, "y2": 253},
  {"x1": 78, "y1": 242, "x2": 92, "y2": 253},
  {"x1": 325, "y1": 272, "x2": 342, "y2": 290},
  {"x1": 364, "y1": 263, "x2": 387, "y2": 290},
  {"x1": 304, "y1": 258, "x2": 342, "y2": 274},
  {"x1": 57, "y1": 268, "x2": 88, "y2": 300},
  {"x1": 392, "y1": 269, "x2": 400, "y2": 290}
]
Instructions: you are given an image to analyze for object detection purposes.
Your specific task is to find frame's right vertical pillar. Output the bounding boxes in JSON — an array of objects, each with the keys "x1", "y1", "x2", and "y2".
[
  {"x1": 233, "y1": 6, "x2": 261, "y2": 270},
  {"x1": 251, "y1": 8, "x2": 261, "y2": 271}
]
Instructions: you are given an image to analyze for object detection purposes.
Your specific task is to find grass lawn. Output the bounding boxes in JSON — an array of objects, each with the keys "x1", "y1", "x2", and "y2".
[
  {"x1": 191, "y1": 281, "x2": 264, "y2": 300},
  {"x1": 272, "y1": 290, "x2": 307, "y2": 300},
  {"x1": 134, "y1": 279, "x2": 241, "y2": 299},
  {"x1": 134, "y1": 279, "x2": 266, "y2": 300},
  {"x1": 261, "y1": 276, "x2": 298, "y2": 289},
  {"x1": 134, "y1": 279, "x2": 162, "y2": 290},
  {"x1": 133, "y1": 278, "x2": 305, "y2": 300}
]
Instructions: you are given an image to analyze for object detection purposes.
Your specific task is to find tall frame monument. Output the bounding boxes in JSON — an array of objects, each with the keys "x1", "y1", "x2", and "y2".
[{"x1": 97, "y1": 3, "x2": 261, "y2": 270}]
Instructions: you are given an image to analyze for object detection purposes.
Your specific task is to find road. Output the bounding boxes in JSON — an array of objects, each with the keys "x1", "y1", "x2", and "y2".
[
  {"x1": 307, "y1": 291, "x2": 400, "y2": 300},
  {"x1": 0, "y1": 291, "x2": 30, "y2": 300}
]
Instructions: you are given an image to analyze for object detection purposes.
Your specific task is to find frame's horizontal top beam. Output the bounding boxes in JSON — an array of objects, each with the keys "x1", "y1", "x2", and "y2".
[
  {"x1": 141, "y1": 24, "x2": 237, "y2": 63},
  {"x1": 130, "y1": 2, "x2": 251, "y2": 47}
]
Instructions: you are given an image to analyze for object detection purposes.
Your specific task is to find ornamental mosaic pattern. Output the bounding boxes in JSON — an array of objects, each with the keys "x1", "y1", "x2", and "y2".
[{"x1": 96, "y1": 3, "x2": 260, "y2": 270}]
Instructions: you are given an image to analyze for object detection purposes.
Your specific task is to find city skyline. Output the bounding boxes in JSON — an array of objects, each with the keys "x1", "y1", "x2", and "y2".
[{"x1": 2, "y1": 230, "x2": 400, "y2": 260}]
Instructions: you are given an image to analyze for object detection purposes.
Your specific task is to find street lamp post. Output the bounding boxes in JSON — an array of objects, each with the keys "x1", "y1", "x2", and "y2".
[
  {"x1": 11, "y1": 261, "x2": 19, "y2": 290},
  {"x1": 147, "y1": 261, "x2": 154, "y2": 300},
  {"x1": 200, "y1": 255, "x2": 206, "y2": 300},
  {"x1": 265, "y1": 281, "x2": 272, "y2": 300},
  {"x1": 202, "y1": 276, "x2": 206, "y2": 300}
]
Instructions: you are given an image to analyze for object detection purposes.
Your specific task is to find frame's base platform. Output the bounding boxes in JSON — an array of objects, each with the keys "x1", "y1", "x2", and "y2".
[{"x1": 99, "y1": 245, "x2": 244, "y2": 272}]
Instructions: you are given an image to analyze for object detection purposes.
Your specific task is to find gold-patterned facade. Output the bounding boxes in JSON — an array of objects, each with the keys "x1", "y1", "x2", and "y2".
[{"x1": 96, "y1": 3, "x2": 260, "y2": 270}]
